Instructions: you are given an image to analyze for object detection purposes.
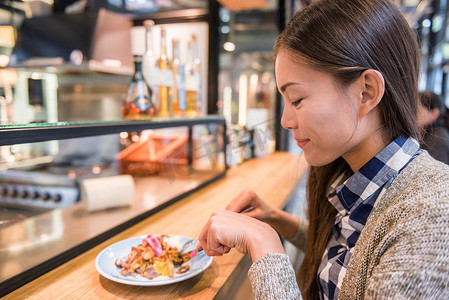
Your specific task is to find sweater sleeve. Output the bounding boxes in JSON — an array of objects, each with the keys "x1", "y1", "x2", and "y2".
[
  {"x1": 248, "y1": 253, "x2": 302, "y2": 300},
  {"x1": 286, "y1": 218, "x2": 308, "y2": 251}
]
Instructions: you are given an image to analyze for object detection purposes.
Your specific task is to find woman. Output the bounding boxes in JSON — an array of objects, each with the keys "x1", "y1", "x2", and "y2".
[{"x1": 198, "y1": 0, "x2": 449, "y2": 299}]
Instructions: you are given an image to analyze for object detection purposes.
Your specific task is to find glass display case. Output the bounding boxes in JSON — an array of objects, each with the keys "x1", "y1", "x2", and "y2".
[
  {"x1": 0, "y1": 116, "x2": 227, "y2": 296},
  {"x1": 0, "y1": 2, "x2": 228, "y2": 294}
]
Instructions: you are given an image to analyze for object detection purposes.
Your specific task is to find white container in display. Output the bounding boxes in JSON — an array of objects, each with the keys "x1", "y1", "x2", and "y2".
[{"x1": 81, "y1": 175, "x2": 135, "y2": 212}]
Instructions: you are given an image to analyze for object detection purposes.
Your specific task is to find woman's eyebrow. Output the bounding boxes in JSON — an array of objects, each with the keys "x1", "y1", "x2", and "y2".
[{"x1": 280, "y1": 82, "x2": 300, "y2": 92}]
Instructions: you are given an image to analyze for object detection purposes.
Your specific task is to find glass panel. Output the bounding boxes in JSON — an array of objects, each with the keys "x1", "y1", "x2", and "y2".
[{"x1": 0, "y1": 122, "x2": 225, "y2": 285}]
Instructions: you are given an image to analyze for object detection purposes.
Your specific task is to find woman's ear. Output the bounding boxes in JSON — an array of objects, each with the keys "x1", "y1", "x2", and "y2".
[{"x1": 358, "y1": 69, "x2": 385, "y2": 118}]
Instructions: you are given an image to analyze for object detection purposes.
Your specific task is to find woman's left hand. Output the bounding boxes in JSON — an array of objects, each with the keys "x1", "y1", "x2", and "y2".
[{"x1": 198, "y1": 210, "x2": 285, "y2": 262}]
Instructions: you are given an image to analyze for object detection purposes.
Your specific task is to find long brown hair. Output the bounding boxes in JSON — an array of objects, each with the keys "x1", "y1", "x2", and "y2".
[{"x1": 274, "y1": 0, "x2": 421, "y2": 298}]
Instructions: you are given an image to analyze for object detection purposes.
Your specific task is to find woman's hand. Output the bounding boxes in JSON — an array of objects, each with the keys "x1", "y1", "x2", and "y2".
[
  {"x1": 226, "y1": 189, "x2": 301, "y2": 239},
  {"x1": 226, "y1": 189, "x2": 275, "y2": 222},
  {"x1": 198, "y1": 210, "x2": 285, "y2": 262}
]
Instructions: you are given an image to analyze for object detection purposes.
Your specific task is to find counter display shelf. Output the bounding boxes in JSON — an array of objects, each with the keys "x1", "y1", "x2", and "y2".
[
  {"x1": 0, "y1": 116, "x2": 227, "y2": 297},
  {"x1": 3, "y1": 151, "x2": 307, "y2": 299}
]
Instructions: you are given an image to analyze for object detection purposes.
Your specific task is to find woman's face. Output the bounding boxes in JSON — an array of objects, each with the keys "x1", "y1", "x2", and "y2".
[{"x1": 276, "y1": 50, "x2": 364, "y2": 167}]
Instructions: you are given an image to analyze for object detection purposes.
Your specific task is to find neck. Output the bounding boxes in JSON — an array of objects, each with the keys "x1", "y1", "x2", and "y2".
[{"x1": 342, "y1": 113, "x2": 388, "y2": 172}]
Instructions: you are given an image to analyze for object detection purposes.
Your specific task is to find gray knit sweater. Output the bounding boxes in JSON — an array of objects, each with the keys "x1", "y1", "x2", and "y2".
[{"x1": 248, "y1": 151, "x2": 449, "y2": 299}]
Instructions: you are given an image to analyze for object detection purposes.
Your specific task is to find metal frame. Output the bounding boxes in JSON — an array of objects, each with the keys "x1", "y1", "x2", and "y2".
[
  {"x1": 0, "y1": 116, "x2": 225, "y2": 146},
  {"x1": 275, "y1": 0, "x2": 290, "y2": 151}
]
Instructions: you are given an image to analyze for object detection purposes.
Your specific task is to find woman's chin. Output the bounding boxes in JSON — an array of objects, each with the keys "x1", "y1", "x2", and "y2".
[{"x1": 303, "y1": 152, "x2": 337, "y2": 167}]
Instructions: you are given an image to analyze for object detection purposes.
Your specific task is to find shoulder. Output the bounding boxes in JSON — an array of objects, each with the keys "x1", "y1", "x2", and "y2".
[
  {"x1": 341, "y1": 153, "x2": 449, "y2": 298},
  {"x1": 388, "y1": 151, "x2": 449, "y2": 200},
  {"x1": 408, "y1": 150, "x2": 449, "y2": 172},
  {"x1": 370, "y1": 151, "x2": 449, "y2": 230}
]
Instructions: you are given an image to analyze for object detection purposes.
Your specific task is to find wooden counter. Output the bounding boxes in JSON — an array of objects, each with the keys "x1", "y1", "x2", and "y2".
[{"x1": 4, "y1": 152, "x2": 307, "y2": 299}]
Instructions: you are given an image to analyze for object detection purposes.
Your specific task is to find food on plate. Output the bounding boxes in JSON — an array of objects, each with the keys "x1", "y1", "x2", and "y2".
[
  {"x1": 176, "y1": 265, "x2": 190, "y2": 274},
  {"x1": 115, "y1": 234, "x2": 193, "y2": 279}
]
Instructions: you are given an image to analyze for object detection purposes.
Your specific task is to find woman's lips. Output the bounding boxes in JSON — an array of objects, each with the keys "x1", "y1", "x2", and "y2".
[{"x1": 295, "y1": 138, "x2": 310, "y2": 148}]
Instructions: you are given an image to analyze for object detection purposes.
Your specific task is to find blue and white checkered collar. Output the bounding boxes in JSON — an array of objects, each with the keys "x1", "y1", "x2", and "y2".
[{"x1": 327, "y1": 136, "x2": 421, "y2": 215}]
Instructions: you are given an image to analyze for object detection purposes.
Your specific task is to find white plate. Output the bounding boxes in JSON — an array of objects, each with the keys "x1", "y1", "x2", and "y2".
[{"x1": 95, "y1": 235, "x2": 213, "y2": 286}]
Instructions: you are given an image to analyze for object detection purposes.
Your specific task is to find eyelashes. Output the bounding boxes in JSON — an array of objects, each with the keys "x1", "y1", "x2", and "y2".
[{"x1": 292, "y1": 99, "x2": 303, "y2": 107}]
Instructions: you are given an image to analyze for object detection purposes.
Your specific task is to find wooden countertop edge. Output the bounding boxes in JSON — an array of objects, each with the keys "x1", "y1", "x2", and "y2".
[{"x1": 4, "y1": 152, "x2": 307, "y2": 300}]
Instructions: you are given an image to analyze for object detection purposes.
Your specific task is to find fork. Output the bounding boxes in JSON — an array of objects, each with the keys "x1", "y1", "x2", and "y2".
[
  {"x1": 180, "y1": 238, "x2": 198, "y2": 253},
  {"x1": 180, "y1": 238, "x2": 203, "y2": 257}
]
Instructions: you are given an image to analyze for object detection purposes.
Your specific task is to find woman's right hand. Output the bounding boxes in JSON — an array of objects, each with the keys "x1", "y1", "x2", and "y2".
[
  {"x1": 225, "y1": 189, "x2": 275, "y2": 222},
  {"x1": 198, "y1": 210, "x2": 285, "y2": 262}
]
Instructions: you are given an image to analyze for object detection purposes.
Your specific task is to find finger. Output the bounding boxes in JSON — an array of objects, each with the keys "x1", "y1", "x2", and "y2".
[
  {"x1": 196, "y1": 241, "x2": 202, "y2": 250},
  {"x1": 206, "y1": 213, "x2": 234, "y2": 256},
  {"x1": 198, "y1": 217, "x2": 213, "y2": 253},
  {"x1": 225, "y1": 190, "x2": 247, "y2": 211},
  {"x1": 226, "y1": 189, "x2": 253, "y2": 212},
  {"x1": 241, "y1": 209, "x2": 259, "y2": 219},
  {"x1": 201, "y1": 241, "x2": 226, "y2": 257}
]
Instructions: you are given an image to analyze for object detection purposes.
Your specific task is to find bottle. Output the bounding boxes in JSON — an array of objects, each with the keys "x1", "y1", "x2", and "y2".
[
  {"x1": 157, "y1": 26, "x2": 174, "y2": 118},
  {"x1": 143, "y1": 20, "x2": 159, "y2": 107},
  {"x1": 172, "y1": 38, "x2": 187, "y2": 116},
  {"x1": 185, "y1": 34, "x2": 202, "y2": 117},
  {"x1": 122, "y1": 26, "x2": 157, "y2": 119}
]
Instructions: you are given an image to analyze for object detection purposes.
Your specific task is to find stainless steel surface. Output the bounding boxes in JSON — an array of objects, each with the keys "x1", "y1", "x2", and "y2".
[
  {"x1": 0, "y1": 206, "x2": 43, "y2": 227},
  {"x1": 0, "y1": 169, "x2": 223, "y2": 285},
  {"x1": 9, "y1": 8, "x2": 133, "y2": 75},
  {"x1": 57, "y1": 78, "x2": 128, "y2": 122},
  {"x1": 0, "y1": 160, "x2": 119, "y2": 211},
  {"x1": 0, "y1": 179, "x2": 79, "y2": 211}
]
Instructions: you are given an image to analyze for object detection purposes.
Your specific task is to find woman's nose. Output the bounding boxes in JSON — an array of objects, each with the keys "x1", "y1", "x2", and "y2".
[{"x1": 281, "y1": 106, "x2": 297, "y2": 130}]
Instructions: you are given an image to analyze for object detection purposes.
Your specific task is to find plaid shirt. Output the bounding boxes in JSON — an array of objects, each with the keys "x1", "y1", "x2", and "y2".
[{"x1": 317, "y1": 136, "x2": 422, "y2": 300}]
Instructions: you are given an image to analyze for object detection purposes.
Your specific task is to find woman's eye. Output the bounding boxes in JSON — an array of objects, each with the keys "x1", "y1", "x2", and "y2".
[{"x1": 292, "y1": 99, "x2": 302, "y2": 107}]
